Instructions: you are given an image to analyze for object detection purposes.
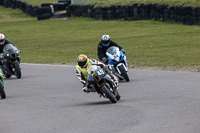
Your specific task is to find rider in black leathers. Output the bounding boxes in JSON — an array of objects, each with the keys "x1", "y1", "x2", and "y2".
[
  {"x1": 97, "y1": 35, "x2": 126, "y2": 64},
  {"x1": 0, "y1": 33, "x2": 13, "y2": 66},
  {"x1": 0, "y1": 33, "x2": 12, "y2": 53}
]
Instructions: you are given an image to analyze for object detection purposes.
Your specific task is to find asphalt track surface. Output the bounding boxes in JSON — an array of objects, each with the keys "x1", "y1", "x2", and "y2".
[{"x1": 0, "y1": 63, "x2": 200, "y2": 133}]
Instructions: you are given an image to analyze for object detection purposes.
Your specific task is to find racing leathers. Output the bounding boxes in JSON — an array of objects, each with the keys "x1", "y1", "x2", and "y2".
[
  {"x1": 0, "y1": 39, "x2": 12, "y2": 53},
  {"x1": 75, "y1": 58, "x2": 118, "y2": 93},
  {"x1": 0, "y1": 39, "x2": 12, "y2": 66}
]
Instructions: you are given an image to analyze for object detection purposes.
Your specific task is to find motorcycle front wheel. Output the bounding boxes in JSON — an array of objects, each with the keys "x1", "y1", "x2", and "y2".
[
  {"x1": 118, "y1": 65, "x2": 129, "y2": 82},
  {"x1": 13, "y1": 61, "x2": 21, "y2": 79},
  {"x1": 101, "y1": 83, "x2": 117, "y2": 103},
  {"x1": 116, "y1": 91, "x2": 121, "y2": 100}
]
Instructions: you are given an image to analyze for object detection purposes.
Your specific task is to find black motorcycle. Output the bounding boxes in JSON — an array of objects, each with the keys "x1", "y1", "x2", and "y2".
[
  {"x1": 1, "y1": 44, "x2": 21, "y2": 79},
  {"x1": 87, "y1": 65, "x2": 120, "y2": 103}
]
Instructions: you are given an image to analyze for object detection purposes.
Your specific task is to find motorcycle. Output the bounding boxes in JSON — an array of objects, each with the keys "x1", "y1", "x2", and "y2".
[
  {"x1": 1, "y1": 44, "x2": 21, "y2": 79},
  {"x1": 106, "y1": 46, "x2": 129, "y2": 82},
  {"x1": 87, "y1": 65, "x2": 120, "y2": 103},
  {"x1": 0, "y1": 68, "x2": 6, "y2": 99}
]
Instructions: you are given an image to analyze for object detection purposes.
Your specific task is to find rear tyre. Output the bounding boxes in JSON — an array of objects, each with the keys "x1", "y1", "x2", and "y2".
[
  {"x1": 0, "y1": 81, "x2": 6, "y2": 99},
  {"x1": 13, "y1": 62, "x2": 21, "y2": 79},
  {"x1": 118, "y1": 65, "x2": 129, "y2": 82},
  {"x1": 101, "y1": 84, "x2": 117, "y2": 103}
]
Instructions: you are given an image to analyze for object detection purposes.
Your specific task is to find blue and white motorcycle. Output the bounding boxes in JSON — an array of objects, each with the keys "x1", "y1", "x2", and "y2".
[{"x1": 106, "y1": 46, "x2": 129, "y2": 82}]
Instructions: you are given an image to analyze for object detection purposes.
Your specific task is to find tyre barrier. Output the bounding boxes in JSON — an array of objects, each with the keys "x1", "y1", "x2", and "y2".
[
  {"x1": 66, "y1": 4, "x2": 200, "y2": 25},
  {"x1": 0, "y1": 0, "x2": 71, "y2": 20},
  {"x1": 0, "y1": 0, "x2": 39, "y2": 17},
  {"x1": 58, "y1": 0, "x2": 71, "y2": 3},
  {"x1": 35, "y1": 7, "x2": 54, "y2": 15},
  {"x1": 58, "y1": 0, "x2": 71, "y2": 5},
  {"x1": 35, "y1": 7, "x2": 54, "y2": 20},
  {"x1": 37, "y1": 13, "x2": 53, "y2": 20},
  {"x1": 1, "y1": 0, "x2": 200, "y2": 24},
  {"x1": 41, "y1": 2, "x2": 70, "y2": 11}
]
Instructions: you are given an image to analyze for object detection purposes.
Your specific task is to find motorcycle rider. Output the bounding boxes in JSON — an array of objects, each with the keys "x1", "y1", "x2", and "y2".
[
  {"x1": 97, "y1": 35, "x2": 126, "y2": 64},
  {"x1": 0, "y1": 33, "x2": 12, "y2": 53},
  {"x1": 75, "y1": 54, "x2": 118, "y2": 93},
  {"x1": 0, "y1": 33, "x2": 12, "y2": 66}
]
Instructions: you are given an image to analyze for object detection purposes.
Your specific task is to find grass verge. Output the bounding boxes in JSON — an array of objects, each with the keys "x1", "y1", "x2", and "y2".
[
  {"x1": 0, "y1": 6, "x2": 200, "y2": 69},
  {"x1": 77, "y1": 0, "x2": 200, "y2": 7},
  {"x1": 21, "y1": 0, "x2": 58, "y2": 6},
  {"x1": 18, "y1": 0, "x2": 200, "y2": 7}
]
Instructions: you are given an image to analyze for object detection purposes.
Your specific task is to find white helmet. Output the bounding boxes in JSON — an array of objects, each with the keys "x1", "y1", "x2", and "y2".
[
  {"x1": 102, "y1": 35, "x2": 110, "y2": 47},
  {"x1": 0, "y1": 33, "x2": 5, "y2": 45}
]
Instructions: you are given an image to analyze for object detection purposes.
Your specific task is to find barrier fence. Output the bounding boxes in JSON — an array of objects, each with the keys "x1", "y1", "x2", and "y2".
[
  {"x1": 1, "y1": 0, "x2": 200, "y2": 25},
  {"x1": 66, "y1": 4, "x2": 200, "y2": 25}
]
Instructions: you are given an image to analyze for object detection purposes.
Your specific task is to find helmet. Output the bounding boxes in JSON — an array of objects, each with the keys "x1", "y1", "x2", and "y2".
[
  {"x1": 77, "y1": 54, "x2": 88, "y2": 68},
  {"x1": 0, "y1": 34, "x2": 5, "y2": 45},
  {"x1": 102, "y1": 35, "x2": 110, "y2": 47}
]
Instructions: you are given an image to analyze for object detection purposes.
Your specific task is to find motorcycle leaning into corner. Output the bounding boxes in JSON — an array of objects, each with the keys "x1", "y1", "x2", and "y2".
[
  {"x1": 86, "y1": 65, "x2": 120, "y2": 103},
  {"x1": 0, "y1": 68, "x2": 6, "y2": 99},
  {"x1": 106, "y1": 46, "x2": 129, "y2": 82},
  {"x1": 0, "y1": 44, "x2": 22, "y2": 79}
]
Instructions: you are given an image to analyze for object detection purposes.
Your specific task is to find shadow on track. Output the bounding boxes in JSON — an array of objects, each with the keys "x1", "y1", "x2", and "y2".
[
  {"x1": 72, "y1": 100, "x2": 112, "y2": 106},
  {"x1": 70, "y1": 99, "x2": 126, "y2": 107}
]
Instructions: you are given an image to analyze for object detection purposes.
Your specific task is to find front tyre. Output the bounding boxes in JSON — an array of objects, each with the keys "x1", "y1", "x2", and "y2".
[
  {"x1": 0, "y1": 81, "x2": 6, "y2": 99},
  {"x1": 13, "y1": 61, "x2": 21, "y2": 79},
  {"x1": 101, "y1": 84, "x2": 117, "y2": 103},
  {"x1": 116, "y1": 91, "x2": 121, "y2": 100},
  {"x1": 118, "y1": 65, "x2": 129, "y2": 82}
]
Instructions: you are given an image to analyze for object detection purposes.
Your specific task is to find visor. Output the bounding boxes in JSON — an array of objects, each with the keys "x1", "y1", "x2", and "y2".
[
  {"x1": 102, "y1": 40, "x2": 110, "y2": 47},
  {"x1": 0, "y1": 39, "x2": 5, "y2": 45},
  {"x1": 78, "y1": 61, "x2": 87, "y2": 68}
]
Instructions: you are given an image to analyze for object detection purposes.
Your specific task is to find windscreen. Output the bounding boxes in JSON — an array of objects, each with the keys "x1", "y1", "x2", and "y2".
[
  {"x1": 107, "y1": 46, "x2": 117, "y2": 55},
  {"x1": 3, "y1": 44, "x2": 18, "y2": 53},
  {"x1": 87, "y1": 65, "x2": 98, "y2": 74}
]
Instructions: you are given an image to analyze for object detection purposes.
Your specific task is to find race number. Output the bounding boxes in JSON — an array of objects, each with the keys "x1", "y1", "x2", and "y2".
[{"x1": 97, "y1": 69, "x2": 104, "y2": 75}]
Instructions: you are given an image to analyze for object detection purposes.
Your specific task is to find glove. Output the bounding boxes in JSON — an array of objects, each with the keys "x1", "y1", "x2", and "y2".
[
  {"x1": 103, "y1": 65, "x2": 112, "y2": 75},
  {"x1": 103, "y1": 65, "x2": 109, "y2": 71},
  {"x1": 121, "y1": 49, "x2": 126, "y2": 54},
  {"x1": 102, "y1": 57, "x2": 107, "y2": 64}
]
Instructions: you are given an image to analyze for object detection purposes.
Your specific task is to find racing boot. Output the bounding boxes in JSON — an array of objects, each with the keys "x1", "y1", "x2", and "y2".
[
  {"x1": 82, "y1": 84, "x2": 95, "y2": 93},
  {"x1": 109, "y1": 73, "x2": 119, "y2": 90}
]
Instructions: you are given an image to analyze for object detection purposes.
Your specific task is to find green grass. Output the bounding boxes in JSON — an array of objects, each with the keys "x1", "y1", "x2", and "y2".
[
  {"x1": 0, "y1": 6, "x2": 35, "y2": 22},
  {"x1": 21, "y1": 0, "x2": 58, "y2": 6},
  {"x1": 77, "y1": 0, "x2": 200, "y2": 7},
  {"x1": 20, "y1": 0, "x2": 200, "y2": 7},
  {"x1": 0, "y1": 6, "x2": 200, "y2": 67}
]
